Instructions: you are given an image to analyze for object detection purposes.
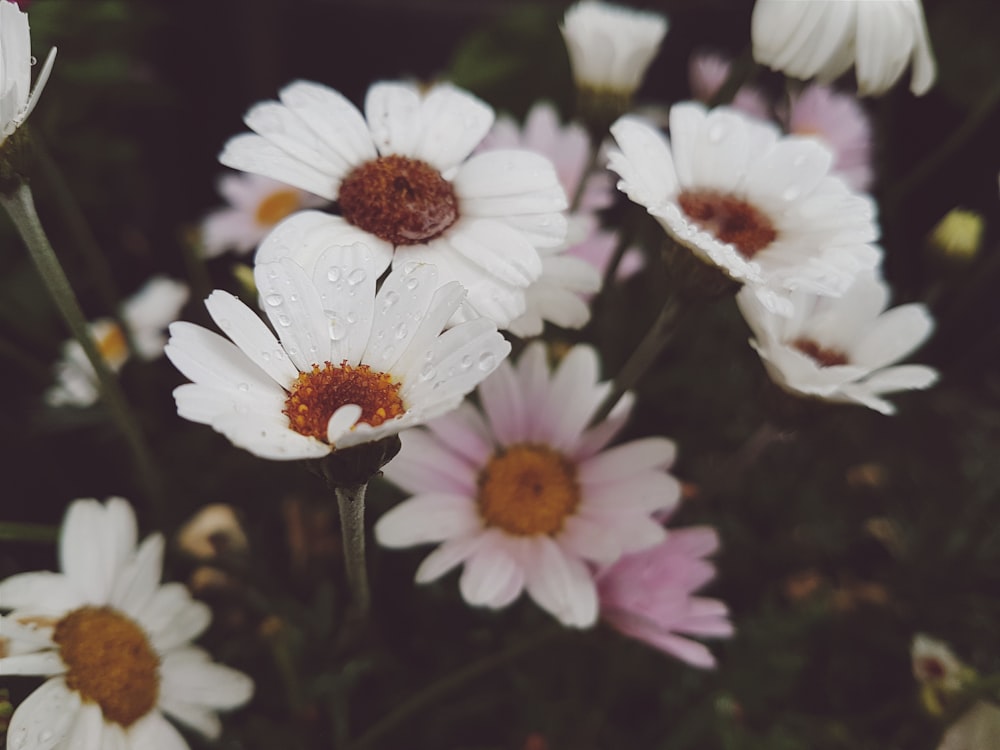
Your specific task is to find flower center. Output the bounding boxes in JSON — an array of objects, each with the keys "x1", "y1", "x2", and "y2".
[
  {"x1": 255, "y1": 188, "x2": 301, "y2": 226},
  {"x1": 477, "y1": 444, "x2": 581, "y2": 536},
  {"x1": 96, "y1": 322, "x2": 129, "y2": 366},
  {"x1": 677, "y1": 189, "x2": 777, "y2": 259},
  {"x1": 792, "y1": 338, "x2": 849, "y2": 367},
  {"x1": 283, "y1": 360, "x2": 404, "y2": 441},
  {"x1": 53, "y1": 606, "x2": 160, "y2": 728},
  {"x1": 338, "y1": 155, "x2": 459, "y2": 245}
]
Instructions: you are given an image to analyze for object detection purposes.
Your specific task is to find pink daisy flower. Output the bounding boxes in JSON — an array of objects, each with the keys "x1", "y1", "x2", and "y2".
[
  {"x1": 597, "y1": 525, "x2": 733, "y2": 668},
  {"x1": 688, "y1": 50, "x2": 771, "y2": 122},
  {"x1": 375, "y1": 343, "x2": 681, "y2": 628},
  {"x1": 784, "y1": 84, "x2": 874, "y2": 192}
]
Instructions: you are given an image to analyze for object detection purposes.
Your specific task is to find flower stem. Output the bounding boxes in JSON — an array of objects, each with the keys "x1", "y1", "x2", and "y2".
[
  {"x1": 568, "y1": 136, "x2": 602, "y2": 214},
  {"x1": 348, "y1": 626, "x2": 562, "y2": 750},
  {"x1": 590, "y1": 295, "x2": 680, "y2": 425},
  {"x1": 0, "y1": 182, "x2": 164, "y2": 516},
  {"x1": 335, "y1": 483, "x2": 372, "y2": 620},
  {"x1": 0, "y1": 521, "x2": 59, "y2": 543}
]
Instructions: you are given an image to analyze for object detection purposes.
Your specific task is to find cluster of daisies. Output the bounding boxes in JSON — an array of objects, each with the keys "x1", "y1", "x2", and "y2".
[{"x1": 1, "y1": 0, "x2": 953, "y2": 745}]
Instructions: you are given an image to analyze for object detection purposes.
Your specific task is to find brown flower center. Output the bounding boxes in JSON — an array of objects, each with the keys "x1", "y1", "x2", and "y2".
[
  {"x1": 53, "y1": 606, "x2": 160, "y2": 728},
  {"x1": 677, "y1": 189, "x2": 777, "y2": 259},
  {"x1": 255, "y1": 188, "x2": 301, "y2": 226},
  {"x1": 283, "y1": 360, "x2": 405, "y2": 441},
  {"x1": 477, "y1": 444, "x2": 581, "y2": 536},
  {"x1": 793, "y1": 338, "x2": 849, "y2": 367},
  {"x1": 338, "y1": 155, "x2": 459, "y2": 245}
]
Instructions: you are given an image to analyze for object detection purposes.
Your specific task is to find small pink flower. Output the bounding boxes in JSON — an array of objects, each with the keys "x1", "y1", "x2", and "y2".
[
  {"x1": 598, "y1": 526, "x2": 733, "y2": 668},
  {"x1": 688, "y1": 50, "x2": 770, "y2": 121},
  {"x1": 480, "y1": 101, "x2": 613, "y2": 212},
  {"x1": 784, "y1": 84, "x2": 874, "y2": 192},
  {"x1": 564, "y1": 214, "x2": 644, "y2": 287}
]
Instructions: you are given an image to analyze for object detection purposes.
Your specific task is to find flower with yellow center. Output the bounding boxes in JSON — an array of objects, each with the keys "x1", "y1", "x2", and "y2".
[
  {"x1": 165, "y1": 242, "x2": 510, "y2": 460},
  {"x1": 201, "y1": 172, "x2": 327, "y2": 258},
  {"x1": 736, "y1": 273, "x2": 938, "y2": 414},
  {"x1": 608, "y1": 102, "x2": 882, "y2": 314},
  {"x1": 0, "y1": 498, "x2": 252, "y2": 749},
  {"x1": 220, "y1": 79, "x2": 569, "y2": 328},
  {"x1": 376, "y1": 343, "x2": 682, "y2": 628}
]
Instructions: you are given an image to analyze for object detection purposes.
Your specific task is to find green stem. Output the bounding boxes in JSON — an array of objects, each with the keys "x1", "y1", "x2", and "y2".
[
  {"x1": 0, "y1": 182, "x2": 164, "y2": 517},
  {"x1": 0, "y1": 522, "x2": 59, "y2": 543},
  {"x1": 335, "y1": 483, "x2": 371, "y2": 620},
  {"x1": 590, "y1": 295, "x2": 680, "y2": 426},
  {"x1": 349, "y1": 627, "x2": 562, "y2": 750},
  {"x1": 568, "y1": 137, "x2": 602, "y2": 214}
]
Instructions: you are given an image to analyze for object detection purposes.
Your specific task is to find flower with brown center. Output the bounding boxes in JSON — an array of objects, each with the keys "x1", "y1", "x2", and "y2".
[
  {"x1": 221, "y1": 79, "x2": 570, "y2": 328},
  {"x1": 166, "y1": 243, "x2": 510, "y2": 461}
]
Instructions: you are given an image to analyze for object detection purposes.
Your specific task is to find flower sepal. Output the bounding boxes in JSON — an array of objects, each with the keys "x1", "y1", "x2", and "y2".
[
  {"x1": 312, "y1": 434, "x2": 403, "y2": 489},
  {"x1": 0, "y1": 125, "x2": 33, "y2": 196}
]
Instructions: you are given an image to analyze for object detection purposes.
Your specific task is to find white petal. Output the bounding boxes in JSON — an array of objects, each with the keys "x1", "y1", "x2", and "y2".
[
  {"x1": 608, "y1": 116, "x2": 679, "y2": 208},
  {"x1": 389, "y1": 280, "x2": 467, "y2": 381},
  {"x1": 253, "y1": 257, "x2": 332, "y2": 370},
  {"x1": 326, "y1": 404, "x2": 363, "y2": 445},
  {"x1": 423, "y1": 401, "x2": 495, "y2": 465},
  {"x1": 109, "y1": 534, "x2": 164, "y2": 617},
  {"x1": 534, "y1": 345, "x2": 604, "y2": 450},
  {"x1": 375, "y1": 493, "x2": 481, "y2": 547},
  {"x1": 850, "y1": 304, "x2": 934, "y2": 370},
  {"x1": 861, "y1": 364, "x2": 939, "y2": 394},
  {"x1": 413, "y1": 535, "x2": 485, "y2": 583},
  {"x1": 59, "y1": 499, "x2": 124, "y2": 604},
  {"x1": 0, "y1": 651, "x2": 66, "y2": 676},
  {"x1": 219, "y1": 133, "x2": 337, "y2": 200},
  {"x1": 365, "y1": 82, "x2": 422, "y2": 158},
  {"x1": 6, "y1": 678, "x2": 81, "y2": 750},
  {"x1": 577, "y1": 437, "x2": 676, "y2": 483},
  {"x1": 128, "y1": 711, "x2": 192, "y2": 750},
  {"x1": 165, "y1": 321, "x2": 282, "y2": 396},
  {"x1": 244, "y1": 100, "x2": 352, "y2": 183},
  {"x1": 204, "y1": 291, "x2": 298, "y2": 388},
  {"x1": 523, "y1": 537, "x2": 598, "y2": 628},
  {"x1": 413, "y1": 84, "x2": 495, "y2": 171},
  {"x1": 160, "y1": 647, "x2": 254, "y2": 710},
  {"x1": 211, "y1": 413, "x2": 330, "y2": 461},
  {"x1": 172, "y1": 383, "x2": 285, "y2": 426},
  {"x1": 381, "y1": 429, "x2": 479, "y2": 495},
  {"x1": 310, "y1": 243, "x2": 378, "y2": 366},
  {"x1": 279, "y1": 80, "x2": 377, "y2": 168},
  {"x1": 455, "y1": 150, "x2": 564, "y2": 202},
  {"x1": 0, "y1": 572, "x2": 79, "y2": 613},
  {"x1": 477, "y1": 357, "x2": 528, "y2": 444},
  {"x1": 444, "y1": 218, "x2": 543, "y2": 287},
  {"x1": 149, "y1": 600, "x2": 212, "y2": 652},
  {"x1": 459, "y1": 537, "x2": 525, "y2": 608},
  {"x1": 363, "y1": 262, "x2": 440, "y2": 372}
]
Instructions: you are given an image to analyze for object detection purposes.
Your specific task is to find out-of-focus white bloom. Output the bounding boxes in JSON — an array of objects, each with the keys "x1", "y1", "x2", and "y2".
[
  {"x1": 560, "y1": 0, "x2": 668, "y2": 96},
  {"x1": 45, "y1": 277, "x2": 189, "y2": 408},
  {"x1": 201, "y1": 173, "x2": 326, "y2": 257},
  {"x1": 751, "y1": 0, "x2": 936, "y2": 97},
  {"x1": 166, "y1": 244, "x2": 509, "y2": 461},
  {"x1": 220, "y1": 80, "x2": 567, "y2": 328},
  {"x1": 176, "y1": 504, "x2": 249, "y2": 560},
  {"x1": 0, "y1": 1, "x2": 56, "y2": 145},
  {"x1": 608, "y1": 103, "x2": 881, "y2": 313},
  {"x1": 736, "y1": 274, "x2": 938, "y2": 414},
  {"x1": 912, "y1": 634, "x2": 970, "y2": 694},
  {"x1": 937, "y1": 702, "x2": 1000, "y2": 750},
  {"x1": 376, "y1": 343, "x2": 681, "y2": 628},
  {"x1": 0, "y1": 498, "x2": 253, "y2": 748}
]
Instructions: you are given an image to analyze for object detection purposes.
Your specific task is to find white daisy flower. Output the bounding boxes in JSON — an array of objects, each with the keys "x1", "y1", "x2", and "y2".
[
  {"x1": 165, "y1": 243, "x2": 510, "y2": 461},
  {"x1": 45, "y1": 277, "x2": 189, "y2": 408},
  {"x1": 751, "y1": 0, "x2": 936, "y2": 97},
  {"x1": 0, "y1": 1, "x2": 56, "y2": 145},
  {"x1": 736, "y1": 273, "x2": 938, "y2": 414},
  {"x1": 375, "y1": 342, "x2": 681, "y2": 628},
  {"x1": 0, "y1": 497, "x2": 253, "y2": 749},
  {"x1": 200, "y1": 173, "x2": 327, "y2": 258},
  {"x1": 219, "y1": 80, "x2": 567, "y2": 328},
  {"x1": 560, "y1": 1, "x2": 668, "y2": 97},
  {"x1": 608, "y1": 103, "x2": 881, "y2": 313}
]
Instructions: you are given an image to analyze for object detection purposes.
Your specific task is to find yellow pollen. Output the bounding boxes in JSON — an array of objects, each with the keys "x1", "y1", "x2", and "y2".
[
  {"x1": 677, "y1": 189, "x2": 778, "y2": 259},
  {"x1": 255, "y1": 188, "x2": 301, "y2": 226},
  {"x1": 97, "y1": 323, "x2": 128, "y2": 365},
  {"x1": 477, "y1": 444, "x2": 581, "y2": 536},
  {"x1": 283, "y1": 360, "x2": 405, "y2": 441},
  {"x1": 53, "y1": 606, "x2": 160, "y2": 728}
]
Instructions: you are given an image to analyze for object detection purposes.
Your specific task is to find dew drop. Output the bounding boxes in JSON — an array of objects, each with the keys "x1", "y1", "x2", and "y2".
[
  {"x1": 329, "y1": 319, "x2": 347, "y2": 341},
  {"x1": 346, "y1": 312, "x2": 358, "y2": 324},
  {"x1": 274, "y1": 349, "x2": 285, "y2": 360},
  {"x1": 261, "y1": 351, "x2": 272, "y2": 362},
  {"x1": 419, "y1": 363, "x2": 437, "y2": 381},
  {"x1": 478, "y1": 351, "x2": 497, "y2": 371},
  {"x1": 327, "y1": 267, "x2": 342, "y2": 282},
  {"x1": 782, "y1": 187, "x2": 800, "y2": 202},
  {"x1": 395, "y1": 323, "x2": 409, "y2": 340},
  {"x1": 289, "y1": 294, "x2": 298, "y2": 302},
  {"x1": 403, "y1": 261, "x2": 420, "y2": 274},
  {"x1": 265, "y1": 293, "x2": 283, "y2": 307},
  {"x1": 347, "y1": 268, "x2": 367, "y2": 285},
  {"x1": 383, "y1": 345, "x2": 396, "y2": 359},
  {"x1": 405, "y1": 276, "x2": 420, "y2": 290},
  {"x1": 29, "y1": 56, "x2": 37, "y2": 66},
  {"x1": 218, "y1": 318, "x2": 232, "y2": 330},
  {"x1": 237, "y1": 382, "x2": 250, "y2": 392},
  {"x1": 381, "y1": 290, "x2": 400, "y2": 310},
  {"x1": 460, "y1": 354, "x2": 473, "y2": 370},
  {"x1": 277, "y1": 314, "x2": 292, "y2": 327}
]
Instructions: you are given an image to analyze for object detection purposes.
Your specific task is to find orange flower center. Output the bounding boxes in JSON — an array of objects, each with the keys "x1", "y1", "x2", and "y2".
[
  {"x1": 677, "y1": 189, "x2": 777, "y2": 259},
  {"x1": 792, "y1": 338, "x2": 849, "y2": 367},
  {"x1": 338, "y1": 155, "x2": 459, "y2": 245},
  {"x1": 283, "y1": 360, "x2": 405, "y2": 441},
  {"x1": 96, "y1": 322, "x2": 129, "y2": 367},
  {"x1": 53, "y1": 606, "x2": 160, "y2": 728},
  {"x1": 255, "y1": 188, "x2": 301, "y2": 226},
  {"x1": 477, "y1": 444, "x2": 581, "y2": 536}
]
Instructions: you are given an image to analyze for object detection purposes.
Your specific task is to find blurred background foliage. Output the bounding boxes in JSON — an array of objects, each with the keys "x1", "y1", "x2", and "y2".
[{"x1": 2, "y1": 0, "x2": 1000, "y2": 748}]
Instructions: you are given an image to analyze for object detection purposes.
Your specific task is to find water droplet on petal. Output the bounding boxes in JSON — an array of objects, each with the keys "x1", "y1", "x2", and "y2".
[
  {"x1": 327, "y1": 267, "x2": 342, "y2": 282},
  {"x1": 381, "y1": 290, "x2": 400, "y2": 310},
  {"x1": 265, "y1": 293, "x2": 283, "y2": 307},
  {"x1": 277, "y1": 314, "x2": 292, "y2": 327},
  {"x1": 782, "y1": 187, "x2": 800, "y2": 202},
  {"x1": 460, "y1": 354, "x2": 473, "y2": 370},
  {"x1": 419, "y1": 363, "x2": 437, "y2": 381},
  {"x1": 346, "y1": 312, "x2": 358, "y2": 323},
  {"x1": 237, "y1": 382, "x2": 251, "y2": 393},
  {"x1": 218, "y1": 318, "x2": 232, "y2": 330},
  {"x1": 347, "y1": 268, "x2": 367, "y2": 285},
  {"x1": 329, "y1": 319, "x2": 347, "y2": 341},
  {"x1": 261, "y1": 351, "x2": 272, "y2": 362},
  {"x1": 478, "y1": 351, "x2": 497, "y2": 371},
  {"x1": 405, "y1": 276, "x2": 420, "y2": 290},
  {"x1": 29, "y1": 56, "x2": 37, "y2": 66},
  {"x1": 395, "y1": 323, "x2": 409, "y2": 340}
]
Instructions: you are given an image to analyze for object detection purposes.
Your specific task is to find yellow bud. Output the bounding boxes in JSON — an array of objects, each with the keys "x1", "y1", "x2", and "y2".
[{"x1": 929, "y1": 209, "x2": 984, "y2": 264}]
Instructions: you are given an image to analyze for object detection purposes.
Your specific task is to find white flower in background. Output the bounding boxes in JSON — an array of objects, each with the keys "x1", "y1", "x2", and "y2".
[
  {"x1": 783, "y1": 84, "x2": 874, "y2": 193},
  {"x1": 45, "y1": 277, "x2": 189, "y2": 408},
  {"x1": 937, "y1": 702, "x2": 1000, "y2": 750},
  {"x1": 608, "y1": 103, "x2": 881, "y2": 313},
  {"x1": 0, "y1": 498, "x2": 252, "y2": 748},
  {"x1": 688, "y1": 50, "x2": 770, "y2": 121},
  {"x1": 220, "y1": 80, "x2": 567, "y2": 328},
  {"x1": 0, "y1": 1, "x2": 56, "y2": 145},
  {"x1": 560, "y1": 0, "x2": 668, "y2": 97},
  {"x1": 480, "y1": 101, "x2": 614, "y2": 212},
  {"x1": 376, "y1": 343, "x2": 681, "y2": 628},
  {"x1": 166, "y1": 244, "x2": 509, "y2": 460},
  {"x1": 912, "y1": 634, "x2": 970, "y2": 694},
  {"x1": 200, "y1": 173, "x2": 326, "y2": 258},
  {"x1": 751, "y1": 0, "x2": 936, "y2": 97},
  {"x1": 736, "y1": 274, "x2": 938, "y2": 414}
]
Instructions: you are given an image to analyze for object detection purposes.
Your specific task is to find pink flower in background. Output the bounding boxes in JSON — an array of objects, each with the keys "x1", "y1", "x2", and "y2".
[
  {"x1": 481, "y1": 101, "x2": 613, "y2": 212},
  {"x1": 201, "y1": 173, "x2": 327, "y2": 258},
  {"x1": 598, "y1": 525, "x2": 732, "y2": 668},
  {"x1": 688, "y1": 50, "x2": 770, "y2": 121},
  {"x1": 564, "y1": 214, "x2": 644, "y2": 288},
  {"x1": 784, "y1": 84, "x2": 874, "y2": 192}
]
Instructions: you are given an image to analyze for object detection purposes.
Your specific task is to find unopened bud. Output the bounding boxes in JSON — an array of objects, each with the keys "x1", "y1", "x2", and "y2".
[{"x1": 177, "y1": 503, "x2": 248, "y2": 560}]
